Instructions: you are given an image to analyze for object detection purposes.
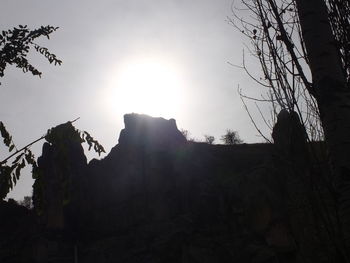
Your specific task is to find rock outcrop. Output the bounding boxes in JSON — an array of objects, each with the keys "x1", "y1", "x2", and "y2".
[
  {"x1": 0, "y1": 112, "x2": 334, "y2": 263},
  {"x1": 118, "y1": 113, "x2": 186, "y2": 149}
]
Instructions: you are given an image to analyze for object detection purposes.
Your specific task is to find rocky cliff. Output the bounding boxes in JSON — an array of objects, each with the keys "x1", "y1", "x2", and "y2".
[{"x1": 0, "y1": 113, "x2": 335, "y2": 263}]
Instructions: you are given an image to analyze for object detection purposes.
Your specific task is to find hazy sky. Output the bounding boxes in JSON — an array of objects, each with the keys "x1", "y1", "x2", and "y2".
[{"x1": 1, "y1": 0, "x2": 269, "y2": 199}]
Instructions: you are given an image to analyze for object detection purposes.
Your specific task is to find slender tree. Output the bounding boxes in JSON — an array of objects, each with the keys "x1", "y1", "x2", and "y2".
[
  {"x1": 230, "y1": 0, "x2": 350, "y2": 259},
  {"x1": 295, "y1": 0, "x2": 350, "y2": 256},
  {"x1": 220, "y1": 129, "x2": 243, "y2": 145},
  {"x1": 204, "y1": 135, "x2": 215, "y2": 144}
]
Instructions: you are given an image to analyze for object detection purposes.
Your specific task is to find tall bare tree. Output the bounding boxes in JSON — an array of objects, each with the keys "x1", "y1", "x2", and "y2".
[
  {"x1": 230, "y1": 0, "x2": 350, "y2": 259},
  {"x1": 295, "y1": 0, "x2": 350, "y2": 256}
]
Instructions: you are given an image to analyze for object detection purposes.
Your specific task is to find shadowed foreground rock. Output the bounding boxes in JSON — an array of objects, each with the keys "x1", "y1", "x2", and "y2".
[{"x1": 0, "y1": 113, "x2": 334, "y2": 262}]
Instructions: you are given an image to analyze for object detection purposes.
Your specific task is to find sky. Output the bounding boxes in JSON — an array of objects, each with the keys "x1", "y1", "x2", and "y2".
[{"x1": 0, "y1": 0, "x2": 270, "y2": 199}]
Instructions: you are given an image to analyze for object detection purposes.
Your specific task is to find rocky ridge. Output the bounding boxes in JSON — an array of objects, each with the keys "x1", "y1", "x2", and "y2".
[{"x1": 0, "y1": 112, "x2": 333, "y2": 263}]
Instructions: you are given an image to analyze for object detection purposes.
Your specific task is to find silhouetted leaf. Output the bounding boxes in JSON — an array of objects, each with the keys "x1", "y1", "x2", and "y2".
[
  {"x1": 0, "y1": 121, "x2": 12, "y2": 147},
  {"x1": 9, "y1": 144, "x2": 14, "y2": 152}
]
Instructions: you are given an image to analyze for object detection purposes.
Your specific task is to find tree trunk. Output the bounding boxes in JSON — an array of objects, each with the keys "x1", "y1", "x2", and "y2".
[{"x1": 295, "y1": 0, "x2": 350, "y2": 258}]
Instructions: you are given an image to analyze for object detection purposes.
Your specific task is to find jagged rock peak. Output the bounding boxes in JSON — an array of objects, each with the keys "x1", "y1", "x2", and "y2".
[{"x1": 118, "y1": 113, "x2": 186, "y2": 149}]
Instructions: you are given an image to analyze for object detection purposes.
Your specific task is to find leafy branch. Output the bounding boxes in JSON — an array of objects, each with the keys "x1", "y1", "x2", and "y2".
[
  {"x1": 0, "y1": 118, "x2": 105, "y2": 199},
  {"x1": 0, "y1": 25, "x2": 62, "y2": 84},
  {"x1": 0, "y1": 24, "x2": 64, "y2": 199}
]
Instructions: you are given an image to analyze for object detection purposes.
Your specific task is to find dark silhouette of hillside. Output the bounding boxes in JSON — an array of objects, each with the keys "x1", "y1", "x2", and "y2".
[{"x1": 0, "y1": 113, "x2": 334, "y2": 263}]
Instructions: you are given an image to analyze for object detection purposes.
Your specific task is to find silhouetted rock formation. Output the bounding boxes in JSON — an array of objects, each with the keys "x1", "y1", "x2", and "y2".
[
  {"x1": 0, "y1": 113, "x2": 334, "y2": 263},
  {"x1": 32, "y1": 122, "x2": 87, "y2": 232},
  {"x1": 119, "y1": 113, "x2": 186, "y2": 149}
]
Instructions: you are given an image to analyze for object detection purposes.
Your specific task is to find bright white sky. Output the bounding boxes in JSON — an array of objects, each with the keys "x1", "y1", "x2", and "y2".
[{"x1": 0, "y1": 0, "x2": 270, "y2": 199}]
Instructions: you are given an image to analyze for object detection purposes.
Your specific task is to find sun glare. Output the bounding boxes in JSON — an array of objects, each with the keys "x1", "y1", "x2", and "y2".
[{"x1": 104, "y1": 57, "x2": 187, "y2": 119}]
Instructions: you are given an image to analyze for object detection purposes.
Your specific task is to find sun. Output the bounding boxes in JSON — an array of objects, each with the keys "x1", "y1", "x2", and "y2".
[{"x1": 103, "y1": 57, "x2": 187, "y2": 119}]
